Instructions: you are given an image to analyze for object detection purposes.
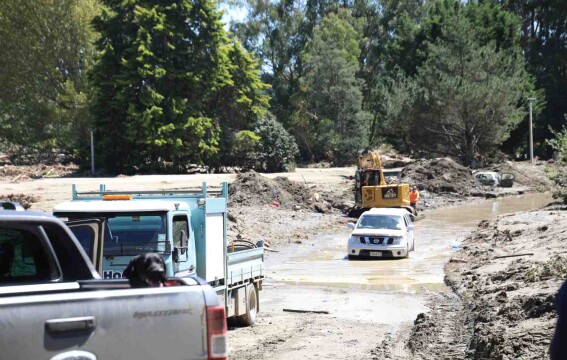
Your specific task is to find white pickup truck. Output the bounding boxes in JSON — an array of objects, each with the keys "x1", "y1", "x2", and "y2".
[{"x1": 0, "y1": 211, "x2": 228, "y2": 360}]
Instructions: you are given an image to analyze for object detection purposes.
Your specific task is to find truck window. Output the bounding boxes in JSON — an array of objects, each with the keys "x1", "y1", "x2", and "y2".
[
  {"x1": 0, "y1": 228, "x2": 52, "y2": 284},
  {"x1": 104, "y1": 213, "x2": 167, "y2": 256},
  {"x1": 69, "y1": 225, "x2": 96, "y2": 259},
  {"x1": 173, "y1": 215, "x2": 189, "y2": 249},
  {"x1": 44, "y1": 224, "x2": 95, "y2": 281}
]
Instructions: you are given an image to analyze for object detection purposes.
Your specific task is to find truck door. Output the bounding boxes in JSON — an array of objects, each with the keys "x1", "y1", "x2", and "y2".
[
  {"x1": 66, "y1": 219, "x2": 104, "y2": 274},
  {"x1": 172, "y1": 214, "x2": 196, "y2": 277}
]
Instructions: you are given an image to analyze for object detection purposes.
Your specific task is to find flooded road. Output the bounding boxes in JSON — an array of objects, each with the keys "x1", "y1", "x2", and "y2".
[
  {"x1": 267, "y1": 192, "x2": 552, "y2": 293},
  {"x1": 229, "y1": 192, "x2": 553, "y2": 360}
]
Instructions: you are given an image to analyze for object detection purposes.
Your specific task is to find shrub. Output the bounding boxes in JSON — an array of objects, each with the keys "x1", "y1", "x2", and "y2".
[
  {"x1": 546, "y1": 125, "x2": 567, "y2": 165},
  {"x1": 546, "y1": 124, "x2": 567, "y2": 203},
  {"x1": 253, "y1": 115, "x2": 299, "y2": 172},
  {"x1": 233, "y1": 130, "x2": 261, "y2": 170}
]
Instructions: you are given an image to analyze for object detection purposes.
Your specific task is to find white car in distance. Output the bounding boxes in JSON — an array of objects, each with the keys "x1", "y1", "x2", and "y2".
[{"x1": 347, "y1": 208, "x2": 415, "y2": 259}]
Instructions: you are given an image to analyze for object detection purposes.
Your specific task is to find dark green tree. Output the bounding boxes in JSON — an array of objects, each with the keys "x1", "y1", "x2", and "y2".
[
  {"x1": 298, "y1": 10, "x2": 370, "y2": 164},
  {"x1": 0, "y1": 0, "x2": 98, "y2": 158},
  {"x1": 498, "y1": 0, "x2": 567, "y2": 158},
  {"x1": 231, "y1": 0, "x2": 307, "y2": 127},
  {"x1": 91, "y1": 0, "x2": 253, "y2": 173},
  {"x1": 366, "y1": 0, "x2": 539, "y2": 158},
  {"x1": 407, "y1": 9, "x2": 528, "y2": 165},
  {"x1": 210, "y1": 39, "x2": 270, "y2": 170}
]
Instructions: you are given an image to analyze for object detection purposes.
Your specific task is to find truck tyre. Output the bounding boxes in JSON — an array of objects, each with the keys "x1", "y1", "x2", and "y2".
[{"x1": 238, "y1": 284, "x2": 258, "y2": 326}]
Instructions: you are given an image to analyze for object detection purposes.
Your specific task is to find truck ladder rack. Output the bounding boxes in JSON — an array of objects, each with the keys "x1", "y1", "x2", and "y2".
[{"x1": 72, "y1": 183, "x2": 228, "y2": 201}]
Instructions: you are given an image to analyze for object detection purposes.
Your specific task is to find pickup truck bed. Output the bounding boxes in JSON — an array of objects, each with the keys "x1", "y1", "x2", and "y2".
[{"x1": 1, "y1": 284, "x2": 215, "y2": 359}]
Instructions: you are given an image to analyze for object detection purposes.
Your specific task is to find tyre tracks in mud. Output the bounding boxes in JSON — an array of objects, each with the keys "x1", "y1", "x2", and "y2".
[
  {"x1": 371, "y1": 292, "x2": 470, "y2": 360},
  {"x1": 228, "y1": 284, "x2": 392, "y2": 360}
]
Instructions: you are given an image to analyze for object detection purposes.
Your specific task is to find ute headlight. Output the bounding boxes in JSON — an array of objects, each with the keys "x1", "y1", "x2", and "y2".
[
  {"x1": 349, "y1": 236, "x2": 359, "y2": 243},
  {"x1": 391, "y1": 237, "x2": 402, "y2": 245}
]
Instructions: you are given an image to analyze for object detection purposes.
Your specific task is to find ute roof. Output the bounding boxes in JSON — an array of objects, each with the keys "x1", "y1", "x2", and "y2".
[
  {"x1": 53, "y1": 200, "x2": 190, "y2": 213},
  {"x1": 0, "y1": 210, "x2": 56, "y2": 219},
  {"x1": 363, "y1": 208, "x2": 409, "y2": 216}
]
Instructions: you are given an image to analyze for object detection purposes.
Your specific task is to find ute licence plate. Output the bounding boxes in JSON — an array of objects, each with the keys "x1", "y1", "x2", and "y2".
[{"x1": 369, "y1": 251, "x2": 382, "y2": 257}]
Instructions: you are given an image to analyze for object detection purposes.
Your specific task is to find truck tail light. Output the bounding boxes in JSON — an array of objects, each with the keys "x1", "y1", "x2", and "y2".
[{"x1": 207, "y1": 305, "x2": 228, "y2": 360}]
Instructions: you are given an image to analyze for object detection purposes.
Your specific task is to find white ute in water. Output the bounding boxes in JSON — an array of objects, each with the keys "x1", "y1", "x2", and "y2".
[{"x1": 347, "y1": 208, "x2": 415, "y2": 259}]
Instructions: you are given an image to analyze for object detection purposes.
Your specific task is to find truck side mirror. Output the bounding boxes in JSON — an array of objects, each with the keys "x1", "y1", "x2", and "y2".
[
  {"x1": 347, "y1": 223, "x2": 355, "y2": 231},
  {"x1": 180, "y1": 230, "x2": 188, "y2": 255}
]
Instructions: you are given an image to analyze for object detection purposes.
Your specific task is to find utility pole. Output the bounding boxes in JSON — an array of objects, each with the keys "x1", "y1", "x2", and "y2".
[
  {"x1": 528, "y1": 97, "x2": 536, "y2": 164},
  {"x1": 90, "y1": 129, "x2": 95, "y2": 176}
]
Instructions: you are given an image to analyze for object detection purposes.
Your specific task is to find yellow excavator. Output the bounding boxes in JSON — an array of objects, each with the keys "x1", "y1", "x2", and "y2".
[{"x1": 352, "y1": 150, "x2": 413, "y2": 216}]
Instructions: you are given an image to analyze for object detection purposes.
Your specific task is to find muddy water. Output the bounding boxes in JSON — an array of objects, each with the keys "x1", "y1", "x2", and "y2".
[{"x1": 267, "y1": 192, "x2": 553, "y2": 293}]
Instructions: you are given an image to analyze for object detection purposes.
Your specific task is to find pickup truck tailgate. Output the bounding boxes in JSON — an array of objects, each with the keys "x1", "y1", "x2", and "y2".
[{"x1": 0, "y1": 286, "x2": 209, "y2": 360}]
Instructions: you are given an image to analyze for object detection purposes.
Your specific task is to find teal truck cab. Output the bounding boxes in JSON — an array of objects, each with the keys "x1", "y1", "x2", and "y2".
[{"x1": 53, "y1": 182, "x2": 264, "y2": 325}]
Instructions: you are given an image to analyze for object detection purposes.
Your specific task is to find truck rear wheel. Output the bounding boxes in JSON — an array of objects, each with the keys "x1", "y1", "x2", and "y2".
[{"x1": 238, "y1": 284, "x2": 258, "y2": 326}]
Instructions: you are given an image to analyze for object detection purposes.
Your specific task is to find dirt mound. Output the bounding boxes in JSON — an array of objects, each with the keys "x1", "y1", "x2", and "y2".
[
  {"x1": 380, "y1": 153, "x2": 414, "y2": 168},
  {"x1": 401, "y1": 158, "x2": 476, "y2": 194},
  {"x1": 0, "y1": 193, "x2": 40, "y2": 209},
  {"x1": 228, "y1": 171, "x2": 313, "y2": 208}
]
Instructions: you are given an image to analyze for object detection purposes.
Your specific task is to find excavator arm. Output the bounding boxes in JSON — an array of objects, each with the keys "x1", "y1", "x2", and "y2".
[
  {"x1": 358, "y1": 151, "x2": 386, "y2": 186},
  {"x1": 353, "y1": 150, "x2": 413, "y2": 214}
]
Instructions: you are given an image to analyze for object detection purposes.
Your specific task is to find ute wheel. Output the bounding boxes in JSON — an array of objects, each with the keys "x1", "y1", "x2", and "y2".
[
  {"x1": 237, "y1": 284, "x2": 258, "y2": 326},
  {"x1": 348, "y1": 255, "x2": 357, "y2": 260},
  {"x1": 405, "y1": 244, "x2": 410, "y2": 259},
  {"x1": 411, "y1": 240, "x2": 415, "y2": 252}
]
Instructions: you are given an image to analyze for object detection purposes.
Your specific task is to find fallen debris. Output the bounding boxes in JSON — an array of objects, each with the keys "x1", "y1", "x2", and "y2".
[
  {"x1": 493, "y1": 252, "x2": 534, "y2": 259},
  {"x1": 228, "y1": 171, "x2": 312, "y2": 208},
  {"x1": 283, "y1": 309, "x2": 330, "y2": 314},
  {"x1": 449, "y1": 258, "x2": 469, "y2": 263},
  {"x1": 410, "y1": 205, "x2": 566, "y2": 359}
]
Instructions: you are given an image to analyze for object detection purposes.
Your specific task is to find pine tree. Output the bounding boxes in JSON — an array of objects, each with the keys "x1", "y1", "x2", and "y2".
[
  {"x1": 409, "y1": 9, "x2": 527, "y2": 165},
  {"x1": 90, "y1": 0, "x2": 234, "y2": 173}
]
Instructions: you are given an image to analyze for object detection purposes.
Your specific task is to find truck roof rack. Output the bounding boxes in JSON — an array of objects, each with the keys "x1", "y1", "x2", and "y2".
[{"x1": 71, "y1": 182, "x2": 228, "y2": 201}]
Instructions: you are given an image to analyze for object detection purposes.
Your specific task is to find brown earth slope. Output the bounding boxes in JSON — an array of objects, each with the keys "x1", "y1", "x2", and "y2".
[{"x1": 408, "y1": 204, "x2": 567, "y2": 359}]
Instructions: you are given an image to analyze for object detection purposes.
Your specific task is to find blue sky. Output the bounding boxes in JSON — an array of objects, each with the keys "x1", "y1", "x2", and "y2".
[{"x1": 219, "y1": 3, "x2": 248, "y2": 28}]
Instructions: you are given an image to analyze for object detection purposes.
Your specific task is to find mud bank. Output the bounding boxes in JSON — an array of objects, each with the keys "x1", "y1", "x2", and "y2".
[{"x1": 408, "y1": 204, "x2": 567, "y2": 359}]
